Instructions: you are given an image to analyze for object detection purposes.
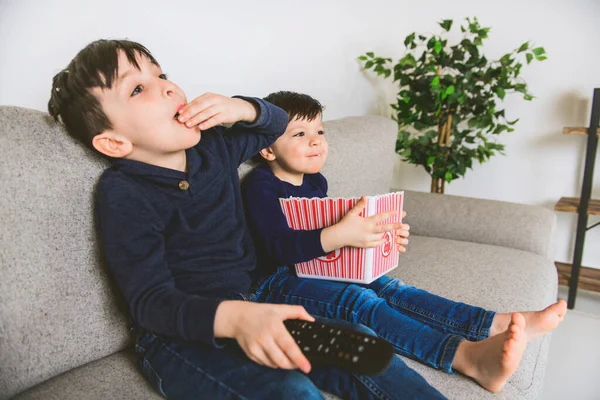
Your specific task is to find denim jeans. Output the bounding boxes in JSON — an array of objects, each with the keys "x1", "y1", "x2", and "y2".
[
  {"x1": 253, "y1": 266, "x2": 496, "y2": 373},
  {"x1": 134, "y1": 316, "x2": 446, "y2": 400}
]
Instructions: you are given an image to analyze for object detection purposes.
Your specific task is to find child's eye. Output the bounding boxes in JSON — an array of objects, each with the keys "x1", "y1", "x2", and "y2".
[
  {"x1": 131, "y1": 85, "x2": 143, "y2": 97},
  {"x1": 293, "y1": 132, "x2": 305, "y2": 137},
  {"x1": 159, "y1": 73, "x2": 168, "y2": 80},
  {"x1": 318, "y1": 130, "x2": 325, "y2": 135}
]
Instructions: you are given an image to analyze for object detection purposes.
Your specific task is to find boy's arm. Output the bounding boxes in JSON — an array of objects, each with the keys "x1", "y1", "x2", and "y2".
[
  {"x1": 244, "y1": 179, "x2": 329, "y2": 265},
  {"x1": 221, "y1": 96, "x2": 289, "y2": 166},
  {"x1": 97, "y1": 174, "x2": 227, "y2": 346}
]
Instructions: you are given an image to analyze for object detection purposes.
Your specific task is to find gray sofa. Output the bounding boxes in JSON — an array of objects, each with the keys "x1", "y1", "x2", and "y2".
[{"x1": 0, "y1": 106, "x2": 558, "y2": 399}]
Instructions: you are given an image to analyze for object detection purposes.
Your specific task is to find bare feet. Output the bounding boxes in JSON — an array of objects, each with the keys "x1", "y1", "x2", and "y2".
[
  {"x1": 454, "y1": 313, "x2": 527, "y2": 393},
  {"x1": 490, "y1": 300, "x2": 567, "y2": 342}
]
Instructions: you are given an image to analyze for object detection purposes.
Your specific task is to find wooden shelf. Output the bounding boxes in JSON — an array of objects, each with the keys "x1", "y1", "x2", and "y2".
[
  {"x1": 563, "y1": 127, "x2": 600, "y2": 135},
  {"x1": 556, "y1": 262, "x2": 600, "y2": 293},
  {"x1": 555, "y1": 197, "x2": 600, "y2": 216}
]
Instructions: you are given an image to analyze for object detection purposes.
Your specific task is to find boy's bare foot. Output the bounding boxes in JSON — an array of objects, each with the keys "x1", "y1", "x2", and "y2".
[
  {"x1": 490, "y1": 300, "x2": 567, "y2": 342},
  {"x1": 454, "y1": 313, "x2": 527, "y2": 393}
]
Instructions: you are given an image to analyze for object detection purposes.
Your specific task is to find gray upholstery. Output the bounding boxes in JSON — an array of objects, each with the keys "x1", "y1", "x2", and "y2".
[
  {"x1": 399, "y1": 190, "x2": 556, "y2": 260},
  {"x1": 0, "y1": 106, "x2": 557, "y2": 399}
]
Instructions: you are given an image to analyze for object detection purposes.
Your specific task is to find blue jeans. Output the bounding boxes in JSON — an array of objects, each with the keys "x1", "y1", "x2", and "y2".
[
  {"x1": 134, "y1": 317, "x2": 446, "y2": 399},
  {"x1": 253, "y1": 266, "x2": 495, "y2": 373}
]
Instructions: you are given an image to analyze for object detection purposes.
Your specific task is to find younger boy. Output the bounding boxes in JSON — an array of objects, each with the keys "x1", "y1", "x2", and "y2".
[
  {"x1": 242, "y1": 91, "x2": 567, "y2": 393},
  {"x1": 48, "y1": 40, "x2": 446, "y2": 399}
]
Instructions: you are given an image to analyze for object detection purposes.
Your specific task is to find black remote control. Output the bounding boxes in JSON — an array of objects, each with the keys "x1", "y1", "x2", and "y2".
[{"x1": 284, "y1": 319, "x2": 395, "y2": 376}]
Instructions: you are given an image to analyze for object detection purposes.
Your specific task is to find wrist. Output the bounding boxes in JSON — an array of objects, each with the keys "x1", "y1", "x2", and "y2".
[
  {"x1": 214, "y1": 300, "x2": 244, "y2": 338},
  {"x1": 321, "y1": 224, "x2": 345, "y2": 253},
  {"x1": 240, "y1": 99, "x2": 259, "y2": 123}
]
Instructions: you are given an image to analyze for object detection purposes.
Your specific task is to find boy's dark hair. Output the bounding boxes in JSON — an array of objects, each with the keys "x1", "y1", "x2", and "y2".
[
  {"x1": 264, "y1": 91, "x2": 323, "y2": 123},
  {"x1": 48, "y1": 39, "x2": 159, "y2": 154},
  {"x1": 252, "y1": 91, "x2": 324, "y2": 164}
]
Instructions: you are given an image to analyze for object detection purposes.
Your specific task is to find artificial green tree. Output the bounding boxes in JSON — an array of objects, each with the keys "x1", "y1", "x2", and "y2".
[{"x1": 359, "y1": 17, "x2": 546, "y2": 193}]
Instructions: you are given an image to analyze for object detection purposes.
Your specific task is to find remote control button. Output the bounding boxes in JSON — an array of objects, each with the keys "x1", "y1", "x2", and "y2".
[
  {"x1": 358, "y1": 345, "x2": 364, "y2": 352},
  {"x1": 330, "y1": 338, "x2": 336, "y2": 344},
  {"x1": 352, "y1": 356, "x2": 359, "y2": 363},
  {"x1": 303, "y1": 346, "x2": 310, "y2": 352}
]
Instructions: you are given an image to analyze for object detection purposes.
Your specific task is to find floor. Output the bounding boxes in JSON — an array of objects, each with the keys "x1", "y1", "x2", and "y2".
[{"x1": 541, "y1": 286, "x2": 600, "y2": 400}]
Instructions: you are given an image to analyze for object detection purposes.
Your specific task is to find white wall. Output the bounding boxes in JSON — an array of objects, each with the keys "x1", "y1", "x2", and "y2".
[{"x1": 1, "y1": 0, "x2": 599, "y2": 267}]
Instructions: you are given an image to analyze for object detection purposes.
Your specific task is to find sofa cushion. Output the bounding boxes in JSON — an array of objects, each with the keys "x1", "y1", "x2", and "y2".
[
  {"x1": 0, "y1": 107, "x2": 130, "y2": 398},
  {"x1": 14, "y1": 350, "x2": 160, "y2": 400},
  {"x1": 387, "y1": 235, "x2": 557, "y2": 399}
]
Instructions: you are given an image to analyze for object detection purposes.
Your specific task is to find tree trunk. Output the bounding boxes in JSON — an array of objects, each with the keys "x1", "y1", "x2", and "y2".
[{"x1": 430, "y1": 114, "x2": 453, "y2": 194}]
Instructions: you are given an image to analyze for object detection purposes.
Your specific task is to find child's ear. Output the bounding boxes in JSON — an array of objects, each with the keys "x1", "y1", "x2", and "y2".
[
  {"x1": 259, "y1": 147, "x2": 276, "y2": 161},
  {"x1": 92, "y1": 131, "x2": 133, "y2": 158}
]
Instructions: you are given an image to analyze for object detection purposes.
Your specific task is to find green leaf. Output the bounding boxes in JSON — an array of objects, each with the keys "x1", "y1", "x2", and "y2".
[
  {"x1": 358, "y1": 55, "x2": 367, "y2": 61},
  {"x1": 442, "y1": 85, "x2": 455, "y2": 99},
  {"x1": 398, "y1": 54, "x2": 417, "y2": 67},
  {"x1": 477, "y1": 27, "x2": 490, "y2": 38},
  {"x1": 427, "y1": 37, "x2": 436, "y2": 50},
  {"x1": 500, "y1": 54, "x2": 512, "y2": 66},
  {"x1": 384, "y1": 70, "x2": 391, "y2": 78},
  {"x1": 532, "y1": 47, "x2": 545, "y2": 56},
  {"x1": 366, "y1": 52, "x2": 375, "y2": 58},
  {"x1": 496, "y1": 87, "x2": 506, "y2": 99},
  {"x1": 518, "y1": 41, "x2": 529, "y2": 52},
  {"x1": 365, "y1": 61, "x2": 373, "y2": 69},
  {"x1": 439, "y1": 19, "x2": 453, "y2": 31},
  {"x1": 427, "y1": 156, "x2": 435, "y2": 166},
  {"x1": 524, "y1": 94, "x2": 534, "y2": 101},
  {"x1": 536, "y1": 55, "x2": 548, "y2": 61},
  {"x1": 431, "y1": 76, "x2": 440, "y2": 87},
  {"x1": 434, "y1": 41, "x2": 442, "y2": 54},
  {"x1": 526, "y1": 53, "x2": 533, "y2": 64},
  {"x1": 404, "y1": 33, "x2": 416, "y2": 47},
  {"x1": 426, "y1": 130, "x2": 437, "y2": 139},
  {"x1": 445, "y1": 171, "x2": 453, "y2": 183}
]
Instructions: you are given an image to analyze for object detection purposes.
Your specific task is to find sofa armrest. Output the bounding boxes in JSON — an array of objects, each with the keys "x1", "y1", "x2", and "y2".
[{"x1": 396, "y1": 189, "x2": 556, "y2": 259}]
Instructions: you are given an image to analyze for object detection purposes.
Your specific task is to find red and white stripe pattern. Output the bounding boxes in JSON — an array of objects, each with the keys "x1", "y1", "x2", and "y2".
[
  {"x1": 371, "y1": 192, "x2": 403, "y2": 280},
  {"x1": 279, "y1": 192, "x2": 404, "y2": 283}
]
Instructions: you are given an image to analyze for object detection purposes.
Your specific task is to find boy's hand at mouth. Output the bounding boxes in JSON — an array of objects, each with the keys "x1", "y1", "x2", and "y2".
[{"x1": 175, "y1": 93, "x2": 258, "y2": 131}]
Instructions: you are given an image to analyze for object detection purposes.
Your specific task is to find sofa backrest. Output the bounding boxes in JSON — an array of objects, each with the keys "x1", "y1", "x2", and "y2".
[{"x1": 0, "y1": 106, "x2": 397, "y2": 397}]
